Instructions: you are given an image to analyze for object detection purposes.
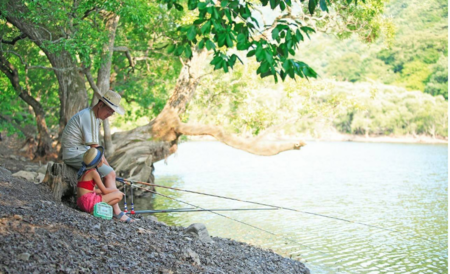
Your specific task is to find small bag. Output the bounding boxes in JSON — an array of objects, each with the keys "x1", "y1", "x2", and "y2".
[{"x1": 93, "y1": 202, "x2": 113, "y2": 220}]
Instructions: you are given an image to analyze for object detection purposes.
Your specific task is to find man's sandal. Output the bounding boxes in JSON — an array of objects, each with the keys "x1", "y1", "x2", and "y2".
[{"x1": 113, "y1": 212, "x2": 134, "y2": 223}]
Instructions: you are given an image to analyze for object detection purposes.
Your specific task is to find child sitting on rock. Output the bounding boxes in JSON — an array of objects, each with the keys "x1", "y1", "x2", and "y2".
[{"x1": 77, "y1": 147, "x2": 131, "y2": 222}]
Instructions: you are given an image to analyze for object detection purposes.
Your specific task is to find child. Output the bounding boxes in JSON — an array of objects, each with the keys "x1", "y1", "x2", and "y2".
[{"x1": 77, "y1": 147, "x2": 130, "y2": 221}]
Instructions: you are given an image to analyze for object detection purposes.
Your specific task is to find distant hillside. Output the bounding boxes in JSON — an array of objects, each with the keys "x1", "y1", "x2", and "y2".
[
  {"x1": 188, "y1": 72, "x2": 448, "y2": 139},
  {"x1": 298, "y1": 0, "x2": 448, "y2": 99}
]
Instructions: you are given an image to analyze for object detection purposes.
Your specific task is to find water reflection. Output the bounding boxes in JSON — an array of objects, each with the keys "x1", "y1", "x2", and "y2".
[{"x1": 128, "y1": 141, "x2": 447, "y2": 273}]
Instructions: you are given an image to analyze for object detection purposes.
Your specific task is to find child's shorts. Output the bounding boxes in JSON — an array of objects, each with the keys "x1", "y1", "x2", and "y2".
[{"x1": 77, "y1": 192, "x2": 102, "y2": 213}]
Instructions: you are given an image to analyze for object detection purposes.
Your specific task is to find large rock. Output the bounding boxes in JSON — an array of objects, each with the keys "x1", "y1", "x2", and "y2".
[
  {"x1": 37, "y1": 163, "x2": 51, "y2": 175},
  {"x1": 12, "y1": 171, "x2": 37, "y2": 182},
  {"x1": 183, "y1": 223, "x2": 213, "y2": 243}
]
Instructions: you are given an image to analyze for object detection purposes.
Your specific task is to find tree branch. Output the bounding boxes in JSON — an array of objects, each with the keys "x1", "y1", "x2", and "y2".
[
  {"x1": 82, "y1": 66, "x2": 103, "y2": 99},
  {"x1": 114, "y1": 46, "x2": 135, "y2": 68},
  {"x1": 0, "y1": 33, "x2": 27, "y2": 45},
  {"x1": 177, "y1": 121, "x2": 305, "y2": 156}
]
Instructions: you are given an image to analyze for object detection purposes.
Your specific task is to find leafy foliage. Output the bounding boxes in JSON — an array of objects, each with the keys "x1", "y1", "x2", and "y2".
[{"x1": 160, "y1": 0, "x2": 386, "y2": 82}]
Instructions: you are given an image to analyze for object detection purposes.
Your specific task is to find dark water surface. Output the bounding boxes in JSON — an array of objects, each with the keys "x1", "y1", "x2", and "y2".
[{"x1": 132, "y1": 141, "x2": 448, "y2": 273}]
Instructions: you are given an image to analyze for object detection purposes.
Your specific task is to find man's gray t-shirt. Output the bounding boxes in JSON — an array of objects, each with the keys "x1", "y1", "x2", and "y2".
[{"x1": 61, "y1": 107, "x2": 100, "y2": 160}]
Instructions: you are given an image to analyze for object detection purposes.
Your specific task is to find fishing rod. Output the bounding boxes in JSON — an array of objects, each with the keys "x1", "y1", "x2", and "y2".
[
  {"x1": 116, "y1": 177, "x2": 444, "y2": 247},
  {"x1": 117, "y1": 179, "x2": 335, "y2": 259},
  {"x1": 132, "y1": 207, "x2": 278, "y2": 214}
]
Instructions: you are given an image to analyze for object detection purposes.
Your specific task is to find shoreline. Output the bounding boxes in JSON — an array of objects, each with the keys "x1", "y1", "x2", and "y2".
[{"x1": 188, "y1": 133, "x2": 448, "y2": 145}]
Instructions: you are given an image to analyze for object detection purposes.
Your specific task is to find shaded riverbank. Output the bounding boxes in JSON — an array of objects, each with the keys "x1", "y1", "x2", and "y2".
[{"x1": 0, "y1": 162, "x2": 309, "y2": 274}]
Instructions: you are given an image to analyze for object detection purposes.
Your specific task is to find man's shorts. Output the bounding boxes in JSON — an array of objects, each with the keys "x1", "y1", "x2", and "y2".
[{"x1": 64, "y1": 153, "x2": 114, "y2": 178}]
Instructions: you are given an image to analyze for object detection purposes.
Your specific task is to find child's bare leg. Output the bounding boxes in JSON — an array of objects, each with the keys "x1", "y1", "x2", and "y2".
[
  {"x1": 102, "y1": 170, "x2": 128, "y2": 221},
  {"x1": 102, "y1": 190, "x2": 123, "y2": 206}
]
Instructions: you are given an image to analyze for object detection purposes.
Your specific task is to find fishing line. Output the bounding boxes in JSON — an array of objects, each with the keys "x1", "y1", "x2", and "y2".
[
  {"x1": 117, "y1": 177, "x2": 445, "y2": 247},
  {"x1": 118, "y1": 179, "x2": 336, "y2": 260}
]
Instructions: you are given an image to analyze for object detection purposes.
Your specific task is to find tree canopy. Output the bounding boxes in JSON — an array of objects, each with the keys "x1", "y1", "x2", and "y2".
[{"x1": 0, "y1": 0, "x2": 446, "y2": 160}]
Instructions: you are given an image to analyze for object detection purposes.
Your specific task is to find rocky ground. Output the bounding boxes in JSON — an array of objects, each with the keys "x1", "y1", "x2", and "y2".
[{"x1": 0, "y1": 138, "x2": 310, "y2": 274}]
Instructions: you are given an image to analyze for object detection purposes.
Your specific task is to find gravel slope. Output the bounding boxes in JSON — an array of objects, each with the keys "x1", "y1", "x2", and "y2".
[{"x1": 0, "y1": 166, "x2": 310, "y2": 274}]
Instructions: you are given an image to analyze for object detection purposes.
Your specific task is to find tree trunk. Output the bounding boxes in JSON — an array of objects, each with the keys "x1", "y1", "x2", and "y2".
[
  {"x1": 3, "y1": 0, "x2": 89, "y2": 142},
  {"x1": 41, "y1": 162, "x2": 78, "y2": 206},
  {"x1": 96, "y1": 13, "x2": 120, "y2": 156},
  {"x1": 0, "y1": 51, "x2": 52, "y2": 157},
  {"x1": 48, "y1": 51, "x2": 89, "y2": 141}
]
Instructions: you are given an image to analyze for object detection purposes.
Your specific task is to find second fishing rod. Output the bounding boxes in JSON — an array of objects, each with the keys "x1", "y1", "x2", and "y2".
[{"x1": 116, "y1": 177, "x2": 443, "y2": 247}]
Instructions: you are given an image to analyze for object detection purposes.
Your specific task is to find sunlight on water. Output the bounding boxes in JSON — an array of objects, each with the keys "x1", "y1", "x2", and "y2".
[{"x1": 132, "y1": 141, "x2": 448, "y2": 273}]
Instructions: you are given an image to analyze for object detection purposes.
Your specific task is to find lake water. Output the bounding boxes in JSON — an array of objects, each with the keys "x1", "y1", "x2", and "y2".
[{"x1": 132, "y1": 141, "x2": 448, "y2": 273}]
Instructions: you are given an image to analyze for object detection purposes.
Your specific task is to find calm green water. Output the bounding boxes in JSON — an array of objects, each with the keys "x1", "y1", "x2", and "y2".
[{"x1": 132, "y1": 141, "x2": 448, "y2": 273}]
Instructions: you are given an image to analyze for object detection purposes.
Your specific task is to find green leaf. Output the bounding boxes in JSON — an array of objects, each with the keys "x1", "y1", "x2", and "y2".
[
  {"x1": 260, "y1": 61, "x2": 270, "y2": 73},
  {"x1": 198, "y1": 39, "x2": 205, "y2": 49},
  {"x1": 187, "y1": 26, "x2": 197, "y2": 41},
  {"x1": 269, "y1": 0, "x2": 277, "y2": 9},
  {"x1": 288, "y1": 68, "x2": 295, "y2": 78},
  {"x1": 282, "y1": 59, "x2": 290, "y2": 71},
  {"x1": 229, "y1": 54, "x2": 237, "y2": 67},
  {"x1": 188, "y1": 0, "x2": 198, "y2": 10},
  {"x1": 185, "y1": 46, "x2": 192, "y2": 58},
  {"x1": 247, "y1": 49, "x2": 256, "y2": 57},
  {"x1": 300, "y1": 26, "x2": 315, "y2": 39},
  {"x1": 226, "y1": 34, "x2": 233, "y2": 47},
  {"x1": 286, "y1": 30, "x2": 292, "y2": 41},
  {"x1": 175, "y1": 46, "x2": 184, "y2": 56},
  {"x1": 236, "y1": 41, "x2": 248, "y2": 50},
  {"x1": 198, "y1": 2, "x2": 207, "y2": 9},
  {"x1": 250, "y1": 16, "x2": 260, "y2": 28},
  {"x1": 194, "y1": 19, "x2": 206, "y2": 25},
  {"x1": 218, "y1": 34, "x2": 226, "y2": 47},
  {"x1": 174, "y1": 3, "x2": 183, "y2": 11},
  {"x1": 242, "y1": 5, "x2": 251, "y2": 19},
  {"x1": 235, "y1": 54, "x2": 244, "y2": 65},
  {"x1": 201, "y1": 21, "x2": 211, "y2": 34},
  {"x1": 212, "y1": 7, "x2": 220, "y2": 19},
  {"x1": 206, "y1": 39, "x2": 216, "y2": 50},
  {"x1": 222, "y1": 61, "x2": 229, "y2": 73},
  {"x1": 221, "y1": 0, "x2": 229, "y2": 7},
  {"x1": 295, "y1": 29, "x2": 304, "y2": 41},
  {"x1": 265, "y1": 50, "x2": 273, "y2": 63},
  {"x1": 308, "y1": 0, "x2": 316, "y2": 15},
  {"x1": 237, "y1": 33, "x2": 246, "y2": 43},
  {"x1": 261, "y1": 71, "x2": 272, "y2": 78},
  {"x1": 319, "y1": 0, "x2": 328, "y2": 12},
  {"x1": 280, "y1": 69, "x2": 287, "y2": 81},
  {"x1": 167, "y1": 44, "x2": 175, "y2": 54},
  {"x1": 225, "y1": 9, "x2": 232, "y2": 21},
  {"x1": 272, "y1": 28, "x2": 279, "y2": 40}
]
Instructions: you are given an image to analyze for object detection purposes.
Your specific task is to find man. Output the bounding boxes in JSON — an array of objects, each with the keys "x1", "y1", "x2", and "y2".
[{"x1": 61, "y1": 90, "x2": 133, "y2": 222}]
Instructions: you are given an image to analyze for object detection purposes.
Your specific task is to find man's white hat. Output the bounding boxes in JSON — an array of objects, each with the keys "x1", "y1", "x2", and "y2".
[{"x1": 99, "y1": 90, "x2": 125, "y2": 115}]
